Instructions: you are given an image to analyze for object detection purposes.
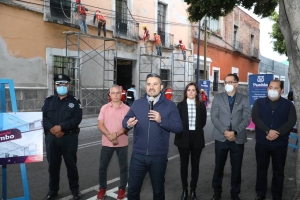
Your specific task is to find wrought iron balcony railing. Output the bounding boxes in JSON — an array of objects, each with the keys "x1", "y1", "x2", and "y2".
[
  {"x1": 157, "y1": 30, "x2": 174, "y2": 49},
  {"x1": 114, "y1": 18, "x2": 139, "y2": 41},
  {"x1": 233, "y1": 40, "x2": 243, "y2": 52},
  {"x1": 250, "y1": 47, "x2": 259, "y2": 58}
]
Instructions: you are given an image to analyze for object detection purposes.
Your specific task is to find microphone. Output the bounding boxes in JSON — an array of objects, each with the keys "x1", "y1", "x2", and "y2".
[{"x1": 149, "y1": 96, "x2": 154, "y2": 110}]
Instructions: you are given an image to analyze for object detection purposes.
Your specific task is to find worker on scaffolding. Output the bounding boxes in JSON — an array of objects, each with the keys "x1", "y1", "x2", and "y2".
[
  {"x1": 93, "y1": 10, "x2": 106, "y2": 37},
  {"x1": 178, "y1": 39, "x2": 187, "y2": 60},
  {"x1": 153, "y1": 32, "x2": 162, "y2": 56},
  {"x1": 142, "y1": 25, "x2": 150, "y2": 54},
  {"x1": 165, "y1": 86, "x2": 173, "y2": 101},
  {"x1": 74, "y1": 0, "x2": 88, "y2": 34}
]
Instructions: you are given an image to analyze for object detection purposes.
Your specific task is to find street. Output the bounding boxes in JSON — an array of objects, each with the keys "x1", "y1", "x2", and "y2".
[{"x1": 0, "y1": 118, "x2": 297, "y2": 200}]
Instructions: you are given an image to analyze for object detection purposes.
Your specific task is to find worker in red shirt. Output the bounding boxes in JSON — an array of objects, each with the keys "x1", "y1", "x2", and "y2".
[
  {"x1": 153, "y1": 32, "x2": 162, "y2": 56},
  {"x1": 179, "y1": 39, "x2": 187, "y2": 60},
  {"x1": 165, "y1": 86, "x2": 173, "y2": 101},
  {"x1": 120, "y1": 86, "x2": 126, "y2": 104},
  {"x1": 93, "y1": 10, "x2": 106, "y2": 37},
  {"x1": 142, "y1": 25, "x2": 150, "y2": 54}
]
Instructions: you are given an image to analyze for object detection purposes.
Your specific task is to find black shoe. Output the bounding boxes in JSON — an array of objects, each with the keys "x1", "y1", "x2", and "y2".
[
  {"x1": 212, "y1": 194, "x2": 221, "y2": 200},
  {"x1": 190, "y1": 189, "x2": 197, "y2": 200},
  {"x1": 231, "y1": 194, "x2": 241, "y2": 200},
  {"x1": 43, "y1": 191, "x2": 58, "y2": 200},
  {"x1": 255, "y1": 196, "x2": 265, "y2": 200},
  {"x1": 72, "y1": 191, "x2": 81, "y2": 200},
  {"x1": 181, "y1": 189, "x2": 188, "y2": 200}
]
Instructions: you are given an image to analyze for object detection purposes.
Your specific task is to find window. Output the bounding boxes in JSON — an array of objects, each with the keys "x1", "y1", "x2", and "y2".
[
  {"x1": 160, "y1": 69, "x2": 170, "y2": 89},
  {"x1": 233, "y1": 25, "x2": 238, "y2": 47},
  {"x1": 49, "y1": 0, "x2": 71, "y2": 22},
  {"x1": 213, "y1": 70, "x2": 219, "y2": 91},
  {"x1": 201, "y1": 17, "x2": 219, "y2": 33},
  {"x1": 53, "y1": 56, "x2": 77, "y2": 95},
  {"x1": 116, "y1": 0, "x2": 128, "y2": 35},
  {"x1": 194, "y1": 70, "x2": 208, "y2": 81},
  {"x1": 158, "y1": 3, "x2": 167, "y2": 46},
  {"x1": 250, "y1": 34, "x2": 254, "y2": 55},
  {"x1": 158, "y1": 3, "x2": 166, "y2": 33}
]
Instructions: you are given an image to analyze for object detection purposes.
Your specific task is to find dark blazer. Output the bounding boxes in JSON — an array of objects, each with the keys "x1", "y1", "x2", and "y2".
[{"x1": 174, "y1": 100, "x2": 207, "y2": 149}]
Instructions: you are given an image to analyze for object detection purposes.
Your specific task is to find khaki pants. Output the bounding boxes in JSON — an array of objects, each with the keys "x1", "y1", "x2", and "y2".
[{"x1": 144, "y1": 39, "x2": 149, "y2": 54}]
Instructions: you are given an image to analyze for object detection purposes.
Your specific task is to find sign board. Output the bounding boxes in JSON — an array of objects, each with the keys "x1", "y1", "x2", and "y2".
[
  {"x1": 0, "y1": 112, "x2": 43, "y2": 165},
  {"x1": 248, "y1": 74, "x2": 274, "y2": 110},
  {"x1": 198, "y1": 80, "x2": 211, "y2": 104}
]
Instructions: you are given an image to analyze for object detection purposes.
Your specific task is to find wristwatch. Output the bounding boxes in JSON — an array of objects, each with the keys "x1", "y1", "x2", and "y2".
[
  {"x1": 265, "y1": 129, "x2": 270, "y2": 135},
  {"x1": 233, "y1": 131, "x2": 237, "y2": 136}
]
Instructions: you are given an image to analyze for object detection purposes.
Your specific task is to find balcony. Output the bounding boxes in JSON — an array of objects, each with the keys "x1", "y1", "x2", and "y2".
[
  {"x1": 157, "y1": 30, "x2": 174, "y2": 49},
  {"x1": 250, "y1": 48, "x2": 259, "y2": 58},
  {"x1": 233, "y1": 41, "x2": 243, "y2": 53},
  {"x1": 114, "y1": 19, "x2": 139, "y2": 41}
]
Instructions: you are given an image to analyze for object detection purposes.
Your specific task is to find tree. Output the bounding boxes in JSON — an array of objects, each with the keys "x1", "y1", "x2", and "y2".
[
  {"x1": 184, "y1": 0, "x2": 300, "y2": 198},
  {"x1": 269, "y1": 11, "x2": 287, "y2": 55}
]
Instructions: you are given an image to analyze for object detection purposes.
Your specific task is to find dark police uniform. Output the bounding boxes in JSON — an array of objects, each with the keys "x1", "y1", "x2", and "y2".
[{"x1": 42, "y1": 74, "x2": 82, "y2": 197}]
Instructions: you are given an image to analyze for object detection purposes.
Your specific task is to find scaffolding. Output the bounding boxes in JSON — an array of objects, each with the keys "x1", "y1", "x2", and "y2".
[
  {"x1": 64, "y1": 32, "x2": 117, "y2": 109},
  {"x1": 138, "y1": 46, "x2": 195, "y2": 102}
]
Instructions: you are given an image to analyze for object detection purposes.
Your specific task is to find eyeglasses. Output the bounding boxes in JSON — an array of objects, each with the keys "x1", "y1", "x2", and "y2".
[
  {"x1": 224, "y1": 81, "x2": 237, "y2": 85},
  {"x1": 55, "y1": 81, "x2": 69, "y2": 86},
  {"x1": 110, "y1": 92, "x2": 121, "y2": 95}
]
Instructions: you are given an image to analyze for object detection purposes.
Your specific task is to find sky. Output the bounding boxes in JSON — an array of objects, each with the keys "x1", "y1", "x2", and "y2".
[{"x1": 240, "y1": 7, "x2": 288, "y2": 63}]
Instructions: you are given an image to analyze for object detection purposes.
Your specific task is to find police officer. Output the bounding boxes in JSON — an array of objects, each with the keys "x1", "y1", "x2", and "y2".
[{"x1": 42, "y1": 74, "x2": 83, "y2": 200}]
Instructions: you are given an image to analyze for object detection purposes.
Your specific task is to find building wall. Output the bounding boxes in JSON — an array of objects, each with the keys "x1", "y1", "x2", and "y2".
[{"x1": 0, "y1": 0, "x2": 193, "y2": 115}]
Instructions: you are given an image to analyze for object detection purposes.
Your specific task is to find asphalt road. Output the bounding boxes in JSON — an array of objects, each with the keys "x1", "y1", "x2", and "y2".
[{"x1": 0, "y1": 118, "x2": 297, "y2": 200}]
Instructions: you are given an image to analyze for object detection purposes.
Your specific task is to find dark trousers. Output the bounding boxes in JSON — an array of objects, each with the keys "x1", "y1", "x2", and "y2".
[
  {"x1": 45, "y1": 133, "x2": 79, "y2": 192},
  {"x1": 178, "y1": 146, "x2": 202, "y2": 189},
  {"x1": 127, "y1": 153, "x2": 168, "y2": 200},
  {"x1": 212, "y1": 140, "x2": 244, "y2": 195},
  {"x1": 99, "y1": 146, "x2": 128, "y2": 189},
  {"x1": 98, "y1": 22, "x2": 106, "y2": 36},
  {"x1": 255, "y1": 143, "x2": 288, "y2": 198}
]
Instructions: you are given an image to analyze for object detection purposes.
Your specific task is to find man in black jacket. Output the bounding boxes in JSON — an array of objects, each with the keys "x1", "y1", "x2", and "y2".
[{"x1": 252, "y1": 79, "x2": 296, "y2": 200}]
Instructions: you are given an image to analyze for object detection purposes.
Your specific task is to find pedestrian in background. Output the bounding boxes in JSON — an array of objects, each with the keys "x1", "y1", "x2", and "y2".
[
  {"x1": 126, "y1": 84, "x2": 137, "y2": 107},
  {"x1": 154, "y1": 32, "x2": 162, "y2": 56},
  {"x1": 96, "y1": 84, "x2": 130, "y2": 200},
  {"x1": 252, "y1": 79, "x2": 296, "y2": 200},
  {"x1": 120, "y1": 86, "x2": 126, "y2": 104},
  {"x1": 74, "y1": 0, "x2": 88, "y2": 34},
  {"x1": 175, "y1": 82, "x2": 207, "y2": 200},
  {"x1": 164, "y1": 86, "x2": 173, "y2": 101},
  {"x1": 93, "y1": 10, "x2": 106, "y2": 37},
  {"x1": 210, "y1": 74, "x2": 251, "y2": 200},
  {"x1": 122, "y1": 73, "x2": 182, "y2": 200},
  {"x1": 200, "y1": 89, "x2": 208, "y2": 107},
  {"x1": 42, "y1": 74, "x2": 83, "y2": 200}
]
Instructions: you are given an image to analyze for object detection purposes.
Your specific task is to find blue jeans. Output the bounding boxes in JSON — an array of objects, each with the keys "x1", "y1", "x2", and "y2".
[
  {"x1": 182, "y1": 51, "x2": 186, "y2": 60},
  {"x1": 78, "y1": 15, "x2": 88, "y2": 34},
  {"x1": 127, "y1": 153, "x2": 168, "y2": 200},
  {"x1": 156, "y1": 45, "x2": 162, "y2": 56},
  {"x1": 99, "y1": 146, "x2": 128, "y2": 189}
]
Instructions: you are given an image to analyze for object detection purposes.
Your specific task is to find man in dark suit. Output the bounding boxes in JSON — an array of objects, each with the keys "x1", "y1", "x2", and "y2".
[{"x1": 210, "y1": 74, "x2": 251, "y2": 200}]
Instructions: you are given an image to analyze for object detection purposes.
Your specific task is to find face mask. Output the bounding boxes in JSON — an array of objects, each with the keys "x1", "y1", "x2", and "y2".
[
  {"x1": 56, "y1": 86, "x2": 68, "y2": 95},
  {"x1": 225, "y1": 84, "x2": 234, "y2": 93},
  {"x1": 268, "y1": 90, "x2": 279, "y2": 98}
]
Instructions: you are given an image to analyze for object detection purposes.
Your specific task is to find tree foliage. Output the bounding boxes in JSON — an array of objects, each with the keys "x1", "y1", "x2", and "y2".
[
  {"x1": 269, "y1": 11, "x2": 287, "y2": 55},
  {"x1": 184, "y1": 0, "x2": 279, "y2": 21}
]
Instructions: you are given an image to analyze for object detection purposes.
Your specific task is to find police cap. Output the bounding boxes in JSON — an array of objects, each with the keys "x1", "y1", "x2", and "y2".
[{"x1": 54, "y1": 74, "x2": 71, "y2": 82}]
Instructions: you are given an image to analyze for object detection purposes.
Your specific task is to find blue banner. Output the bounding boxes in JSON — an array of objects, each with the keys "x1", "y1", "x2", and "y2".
[{"x1": 248, "y1": 74, "x2": 273, "y2": 110}]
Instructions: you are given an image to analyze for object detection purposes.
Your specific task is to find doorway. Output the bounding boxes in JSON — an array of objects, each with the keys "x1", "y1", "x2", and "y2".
[{"x1": 116, "y1": 59, "x2": 133, "y2": 90}]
